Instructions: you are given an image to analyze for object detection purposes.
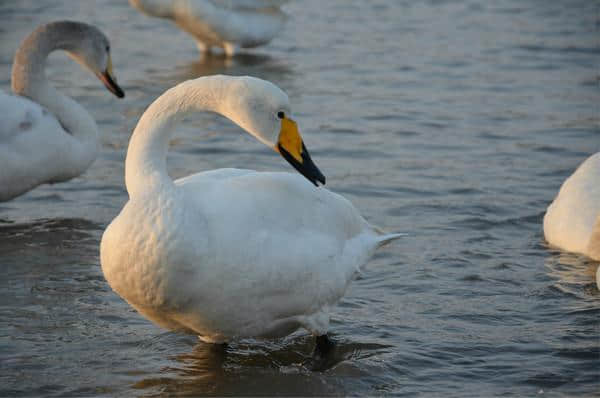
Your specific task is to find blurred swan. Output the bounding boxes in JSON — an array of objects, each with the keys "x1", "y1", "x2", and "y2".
[
  {"x1": 129, "y1": 0, "x2": 288, "y2": 55},
  {"x1": 544, "y1": 152, "x2": 600, "y2": 263},
  {"x1": 0, "y1": 21, "x2": 124, "y2": 202},
  {"x1": 100, "y1": 75, "x2": 402, "y2": 352}
]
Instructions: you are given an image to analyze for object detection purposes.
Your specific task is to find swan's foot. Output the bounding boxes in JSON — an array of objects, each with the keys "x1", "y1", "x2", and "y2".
[
  {"x1": 223, "y1": 42, "x2": 237, "y2": 57},
  {"x1": 314, "y1": 334, "x2": 335, "y2": 358}
]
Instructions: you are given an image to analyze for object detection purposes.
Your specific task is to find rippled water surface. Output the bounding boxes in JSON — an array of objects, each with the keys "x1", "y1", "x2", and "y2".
[{"x1": 1, "y1": 0, "x2": 599, "y2": 396}]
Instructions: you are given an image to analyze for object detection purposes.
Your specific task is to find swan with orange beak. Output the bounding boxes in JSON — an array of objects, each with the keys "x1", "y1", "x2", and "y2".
[{"x1": 101, "y1": 76, "x2": 402, "y2": 356}]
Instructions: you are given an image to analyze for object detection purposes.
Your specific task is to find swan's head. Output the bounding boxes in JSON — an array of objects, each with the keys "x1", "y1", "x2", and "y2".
[
  {"x1": 224, "y1": 77, "x2": 325, "y2": 186},
  {"x1": 62, "y1": 22, "x2": 125, "y2": 98}
]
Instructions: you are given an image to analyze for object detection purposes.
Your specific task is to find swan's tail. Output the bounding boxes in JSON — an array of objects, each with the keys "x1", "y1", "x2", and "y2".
[
  {"x1": 376, "y1": 233, "x2": 406, "y2": 248},
  {"x1": 373, "y1": 226, "x2": 406, "y2": 248}
]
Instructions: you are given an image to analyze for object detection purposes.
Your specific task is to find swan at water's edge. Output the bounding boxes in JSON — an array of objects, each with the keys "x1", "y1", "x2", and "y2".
[
  {"x1": 100, "y1": 75, "x2": 402, "y2": 352},
  {"x1": 0, "y1": 21, "x2": 124, "y2": 202}
]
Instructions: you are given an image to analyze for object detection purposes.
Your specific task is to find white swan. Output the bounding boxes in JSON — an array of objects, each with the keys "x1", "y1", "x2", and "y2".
[
  {"x1": 128, "y1": 0, "x2": 288, "y2": 55},
  {"x1": 544, "y1": 152, "x2": 600, "y2": 263},
  {"x1": 0, "y1": 21, "x2": 124, "y2": 202},
  {"x1": 100, "y1": 75, "x2": 402, "y2": 351}
]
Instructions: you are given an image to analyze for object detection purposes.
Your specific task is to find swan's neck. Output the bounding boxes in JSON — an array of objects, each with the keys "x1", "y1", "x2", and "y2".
[
  {"x1": 11, "y1": 23, "x2": 99, "y2": 154},
  {"x1": 125, "y1": 77, "x2": 228, "y2": 197}
]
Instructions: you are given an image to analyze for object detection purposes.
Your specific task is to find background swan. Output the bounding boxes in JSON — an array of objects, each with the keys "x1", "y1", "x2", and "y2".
[
  {"x1": 544, "y1": 152, "x2": 600, "y2": 264},
  {"x1": 129, "y1": 0, "x2": 288, "y2": 55},
  {"x1": 0, "y1": 21, "x2": 124, "y2": 202},
  {"x1": 100, "y1": 75, "x2": 402, "y2": 351}
]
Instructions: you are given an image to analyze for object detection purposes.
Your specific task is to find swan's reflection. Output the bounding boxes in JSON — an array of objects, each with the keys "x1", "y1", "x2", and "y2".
[
  {"x1": 171, "y1": 52, "x2": 295, "y2": 83},
  {"x1": 131, "y1": 335, "x2": 382, "y2": 396},
  {"x1": 137, "y1": 52, "x2": 295, "y2": 92}
]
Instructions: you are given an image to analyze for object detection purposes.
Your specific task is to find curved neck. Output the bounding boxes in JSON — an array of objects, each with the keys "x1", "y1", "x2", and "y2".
[
  {"x1": 11, "y1": 23, "x2": 98, "y2": 150},
  {"x1": 125, "y1": 76, "x2": 229, "y2": 197}
]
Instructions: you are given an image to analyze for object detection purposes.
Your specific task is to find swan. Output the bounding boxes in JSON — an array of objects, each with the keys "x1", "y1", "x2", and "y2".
[
  {"x1": 0, "y1": 21, "x2": 124, "y2": 202},
  {"x1": 544, "y1": 152, "x2": 600, "y2": 262},
  {"x1": 100, "y1": 75, "x2": 402, "y2": 352},
  {"x1": 128, "y1": 0, "x2": 288, "y2": 55}
]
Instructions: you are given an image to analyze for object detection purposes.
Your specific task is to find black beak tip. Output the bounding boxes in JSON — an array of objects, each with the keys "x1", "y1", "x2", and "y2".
[
  {"x1": 100, "y1": 72, "x2": 125, "y2": 98},
  {"x1": 108, "y1": 80, "x2": 125, "y2": 98},
  {"x1": 306, "y1": 172, "x2": 325, "y2": 187},
  {"x1": 279, "y1": 143, "x2": 326, "y2": 188},
  {"x1": 112, "y1": 85, "x2": 125, "y2": 98},
  {"x1": 315, "y1": 173, "x2": 326, "y2": 186}
]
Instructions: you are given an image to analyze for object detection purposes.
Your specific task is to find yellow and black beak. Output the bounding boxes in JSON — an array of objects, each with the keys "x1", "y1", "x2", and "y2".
[
  {"x1": 97, "y1": 54, "x2": 124, "y2": 98},
  {"x1": 276, "y1": 117, "x2": 325, "y2": 186}
]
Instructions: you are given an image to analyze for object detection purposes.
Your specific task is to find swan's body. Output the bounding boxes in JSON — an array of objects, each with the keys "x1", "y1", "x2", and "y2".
[
  {"x1": 129, "y1": 0, "x2": 288, "y2": 55},
  {"x1": 0, "y1": 21, "x2": 124, "y2": 202},
  {"x1": 544, "y1": 152, "x2": 600, "y2": 262},
  {"x1": 100, "y1": 75, "x2": 401, "y2": 343}
]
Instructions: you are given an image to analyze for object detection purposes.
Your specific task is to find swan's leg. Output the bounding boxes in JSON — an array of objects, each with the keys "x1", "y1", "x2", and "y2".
[
  {"x1": 223, "y1": 42, "x2": 237, "y2": 57},
  {"x1": 314, "y1": 334, "x2": 335, "y2": 357},
  {"x1": 196, "y1": 41, "x2": 211, "y2": 54},
  {"x1": 304, "y1": 334, "x2": 337, "y2": 371}
]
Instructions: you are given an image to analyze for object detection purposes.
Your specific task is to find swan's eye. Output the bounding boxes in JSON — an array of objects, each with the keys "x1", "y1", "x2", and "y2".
[
  {"x1": 106, "y1": 45, "x2": 110, "y2": 52},
  {"x1": 277, "y1": 111, "x2": 285, "y2": 119}
]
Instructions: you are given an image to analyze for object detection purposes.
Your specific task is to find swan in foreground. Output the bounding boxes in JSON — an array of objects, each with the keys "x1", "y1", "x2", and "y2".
[
  {"x1": 128, "y1": 0, "x2": 288, "y2": 55},
  {"x1": 544, "y1": 152, "x2": 600, "y2": 266},
  {"x1": 0, "y1": 21, "x2": 124, "y2": 202},
  {"x1": 100, "y1": 75, "x2": 402, "y2": 352}
]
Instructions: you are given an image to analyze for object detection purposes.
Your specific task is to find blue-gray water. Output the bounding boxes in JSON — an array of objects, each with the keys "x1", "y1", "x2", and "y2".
[{"x1": 1, "y1": 0, "x2": 599, "y2": 396}]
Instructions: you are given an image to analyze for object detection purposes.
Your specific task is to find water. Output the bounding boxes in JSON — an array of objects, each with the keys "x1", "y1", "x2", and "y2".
[{"x1": 1, "y1": 0, "x2": 598, "y2": 396}]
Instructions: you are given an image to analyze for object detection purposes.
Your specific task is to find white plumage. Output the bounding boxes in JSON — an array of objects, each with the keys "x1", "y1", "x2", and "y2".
[
  {"x1": 0, "y1": 92, "x2": 94, "y2": 201},
  {"x1": 129, "y1": 0, "x2": 289, "y2": 55},
  {"x1": 100, "y1": 75, "x2": 401, "y2": 343},
  {"x1": 0, "y1": 21, "x2": 124, "y2": 202},
  {"x1": 544, "y1": 152, "x2": 600, "y2": 263}
]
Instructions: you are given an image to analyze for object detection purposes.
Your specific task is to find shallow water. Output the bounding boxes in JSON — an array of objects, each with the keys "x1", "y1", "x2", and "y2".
[{"x1": 0, "y1": 0, "x2": 599, "y2": 396}]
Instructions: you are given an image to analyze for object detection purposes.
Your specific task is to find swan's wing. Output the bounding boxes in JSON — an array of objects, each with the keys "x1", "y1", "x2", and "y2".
[
  {"x1": 0, "y1": 92, "x2": 80, "y2": 200},
  {"x1": 209, "y1": 0, "x2": 289, "y2": 11},
  {"x1": 0, "y1": 91, "x2": 67, "y2": 147},
  {"x1": 177, "y1": 171, "x2": 378, "y2": 335},
  {"x1": 179, "y1": 170, "x2": 374, "y2": 280},
  {"x1": 0, "y1": 91, "x2": 56, "y2": 142},
  {"x1": 178, "y1": 170, "x2": 371, "y2": 245}
]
